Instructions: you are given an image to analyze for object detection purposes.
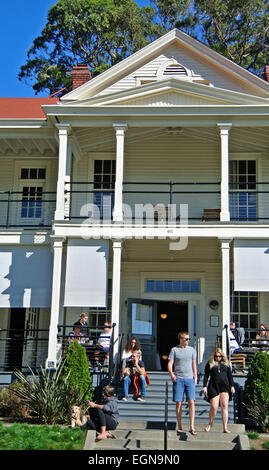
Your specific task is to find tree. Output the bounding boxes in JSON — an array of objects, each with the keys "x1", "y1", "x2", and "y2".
[
  {"x1": 18, "y1": 0, "x2": 161, "y2": 94},
  {"x1": 19, "y1": 0, "x2": 269, "y2": 94},
  {"x1": 151, "y1": 0, "x2": 269, "y2": 77},
  {"x1": 192, "y1": 0, "x2": 269, "y2": 77}
]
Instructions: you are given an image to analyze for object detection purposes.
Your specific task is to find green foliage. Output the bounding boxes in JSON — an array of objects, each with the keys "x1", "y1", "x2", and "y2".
[
  {"x1": 262, "y1": 441, "x2": 269, "y2": 450},
  {"x1": 0, "y1": 422, "x2": 86, "y2": 450},
  {"x1": 189, "y1": 0, "x2": 269, "y2": 77},
  {"x1": 244, "y1": 352, "x2": 269, "y2": 432},
  {"x1": 62, "y1": 340, "x2": 93, "y2": 404},
  {"x1": 11, "y1": 361, "x2": 87, "y2": 425},
  {"x1": 19, "y1": 0, "x2": 269, "y2": 94},
  {"x1": 245, "y1": 352, "x2": 269, "y2": 403},
  {"x1": 18, "y1": 0, "x2": 161, "y2": 94}
]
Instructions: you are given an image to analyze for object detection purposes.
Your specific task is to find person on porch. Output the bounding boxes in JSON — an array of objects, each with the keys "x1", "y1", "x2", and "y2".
[
  {"x1": 122, "y1": 352, "x2": 149, "y2": 402},
  {"x1": 168, "y1": 331, "x2": 198, "y2": 436}
]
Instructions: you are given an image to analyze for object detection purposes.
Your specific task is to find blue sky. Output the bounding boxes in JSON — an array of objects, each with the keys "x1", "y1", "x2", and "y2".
[{"x1": 0, "y1": 0, "x2": 151, "y2": 97}]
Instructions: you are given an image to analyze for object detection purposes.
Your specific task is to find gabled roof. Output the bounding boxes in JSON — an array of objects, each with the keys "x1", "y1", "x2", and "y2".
[
  {"x1": 61, "y1": 28, "x2": 269, "y2": 102},
  {"x1": 0, "y1": 98, "x2": 59, "y2": 119}
]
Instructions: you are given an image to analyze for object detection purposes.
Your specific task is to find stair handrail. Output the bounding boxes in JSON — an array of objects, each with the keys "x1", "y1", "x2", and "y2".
[{"x1": 164, "y1": 380, "x2": 168, "y2": 451}]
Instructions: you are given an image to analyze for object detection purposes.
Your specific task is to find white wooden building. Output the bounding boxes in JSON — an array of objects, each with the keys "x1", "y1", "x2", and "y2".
[{"x1": 1, "y1": 29, "x2": 269, "y2": 373}]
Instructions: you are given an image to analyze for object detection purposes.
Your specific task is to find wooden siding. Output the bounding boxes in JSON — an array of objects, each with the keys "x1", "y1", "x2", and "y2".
[{"x1": 96, "y1": 45, "x2": 263, "y2": 98}]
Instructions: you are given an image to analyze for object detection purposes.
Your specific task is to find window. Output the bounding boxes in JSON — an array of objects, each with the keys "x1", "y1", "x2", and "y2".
[
  {"x1": 21, "y1": 168, "x2": 46, "y2": 180},
  {"x1": 87, "y1": 279, "x2": 112, "y2": 339},
  {"x1": 229, "y1": 160, "x2": 257, "y2": 221},
  {"x1": 21, "y1": 186, "x2": 43, "y2": 218},
  {"x1": 94, "y1": 160, "x2": 115, "y2": 219},
  {"x1": 146, "y1": 279, "x2": 200, "y2": 293},
  {"x1": 19, "y1": 167, "x2": 46, "y2": 220},
  {"x1": 230, "y1": 280, "x2": 259, "y2": 342}
]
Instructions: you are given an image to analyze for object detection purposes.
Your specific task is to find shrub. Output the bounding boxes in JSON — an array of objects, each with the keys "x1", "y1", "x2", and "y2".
[
  {"x1": 244, "y1": 352, "x2": 269, "y2": 432},
  {"x1": 62, "y1": 340, "x2": 92, "y2": 405},
  {"x1": 11, "y1": 361, "x2": 85, "y2": 425},
  {"x1": 0, "y1": 384, "x2": 29, "y2": 419}
]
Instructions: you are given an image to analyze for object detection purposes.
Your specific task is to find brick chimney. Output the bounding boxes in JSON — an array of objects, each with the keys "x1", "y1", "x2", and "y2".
[
  {"x1": 264, "y1": 65, "x2": 269, "y2": 82},
  {"x1": 71, "y1": 64, "x2": 91, "y2": 90}
]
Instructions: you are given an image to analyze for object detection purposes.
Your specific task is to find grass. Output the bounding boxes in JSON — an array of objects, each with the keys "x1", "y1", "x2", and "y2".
[
  {"x1": 246, "y1": 431, "x2": 269, "y2": 451},
  {"x1": 0, "y1": 422, "x2": 87, "y2": 450}
]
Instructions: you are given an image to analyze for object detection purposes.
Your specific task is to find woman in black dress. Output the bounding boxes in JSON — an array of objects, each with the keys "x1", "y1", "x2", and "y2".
[{"x1": 203, "y1": 348, "x2": 235, "y2": 433}]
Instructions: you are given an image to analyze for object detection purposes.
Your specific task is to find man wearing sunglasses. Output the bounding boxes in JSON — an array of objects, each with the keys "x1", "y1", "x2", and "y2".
[{"x1": 168, "y1": 331, "x2": 197, "y2": 436}]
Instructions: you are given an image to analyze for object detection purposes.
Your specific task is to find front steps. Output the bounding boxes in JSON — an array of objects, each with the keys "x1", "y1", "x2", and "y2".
[
  {"x1": 116, "y1": 371, "x2": 235, "y2": 424},
  {"x1": 87, "y1": 420, "x2": 248, "y2": 451}
]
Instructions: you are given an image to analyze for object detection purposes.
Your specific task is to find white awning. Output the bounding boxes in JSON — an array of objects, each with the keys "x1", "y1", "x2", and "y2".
[
  {"x1": 234, "y1": 239, "x2": 269, "y2": 291},
  {"x1": 0, "y1": 246, "x2": 53, "y2": 307},
  {"x1": 64, "y1": 239, "x2": 109, "y2": 307}
]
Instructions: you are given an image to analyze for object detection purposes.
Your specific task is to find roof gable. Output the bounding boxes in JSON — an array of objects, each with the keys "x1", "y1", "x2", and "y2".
[
  {"x1": 61, "y1": 29, "x2": 269, "y2": 103},
  {"x1": 64, "y1": 78, "x2": 269, "y2": 107}
]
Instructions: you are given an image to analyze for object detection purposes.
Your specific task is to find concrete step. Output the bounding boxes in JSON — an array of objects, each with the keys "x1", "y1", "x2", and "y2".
[
  {"x1": 117, "y1": 421, "x2": 245, "y2": 432},
  {"x1": 93, "y1": 438, "x2": 236, "y2": 450},
  {"x1": 85, "y1": 421, "x2": 247, "y2": 451}
]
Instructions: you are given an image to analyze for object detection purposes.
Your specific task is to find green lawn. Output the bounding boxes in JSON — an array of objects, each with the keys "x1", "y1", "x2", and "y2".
[{"x1": 0, "y1": 422, "x2": 87, "y2": 450}]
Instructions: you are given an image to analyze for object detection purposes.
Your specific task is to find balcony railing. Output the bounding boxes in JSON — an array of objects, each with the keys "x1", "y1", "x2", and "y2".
[
  {"x1": 65, "y1": 181, "x2": 269, "y2": 223},
  {"x1": 0, "y1": 191, "x2": 56, "y2": 228},
  {"x1": 1, "y1": 181, "x2": 269, "y2": 228}
]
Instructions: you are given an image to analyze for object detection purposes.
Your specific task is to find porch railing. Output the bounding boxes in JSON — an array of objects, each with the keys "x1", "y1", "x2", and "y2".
[
  {"x1": 0, "y1": 324, "x2": 117, "y2": 381},
  {"x1": 65, "y1": 181, "x2": 269, "y2": 223},
  {"x1": 0, "y1": 191, "x2": 56, "y2": 228}
]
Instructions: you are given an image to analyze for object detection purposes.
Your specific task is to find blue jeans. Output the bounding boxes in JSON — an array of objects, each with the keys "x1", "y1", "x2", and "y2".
[{"x1": 123, "y1": 374, "x2": 146, "y2": 398}]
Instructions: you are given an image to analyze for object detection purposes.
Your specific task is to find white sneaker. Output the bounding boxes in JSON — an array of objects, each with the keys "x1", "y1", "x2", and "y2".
[
  {"x1": 137, "y1": 397, "x2": 146, "y2": 402},
  {"x1": 122, "y1": 397, "x2": 128, "y2": 401}
]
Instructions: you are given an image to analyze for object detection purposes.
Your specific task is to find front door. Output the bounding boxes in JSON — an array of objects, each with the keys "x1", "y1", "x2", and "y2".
[
  {"x1": 127, "y1": 299, "x2": 157, "y2": 370},
  {"x1": 157, "y1": 301, "x2": 188, "y2": 370}
]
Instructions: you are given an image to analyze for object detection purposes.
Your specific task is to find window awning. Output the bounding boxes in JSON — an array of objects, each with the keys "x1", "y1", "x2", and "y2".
[
  {"x1": 0, "y1": 246, "x2": 53, "y2": 308},
  {"x1": 234, "y1": 239, "x2": 269, "y2": 291},
  {"x1": 64, "y1": 239, "x2": 109, "y2": 307}
]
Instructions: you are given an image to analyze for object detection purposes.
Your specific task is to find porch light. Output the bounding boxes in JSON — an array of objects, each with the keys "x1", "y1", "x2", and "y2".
[{"x1": 160, "y1": 313, "x2": 167, "y2": 319}]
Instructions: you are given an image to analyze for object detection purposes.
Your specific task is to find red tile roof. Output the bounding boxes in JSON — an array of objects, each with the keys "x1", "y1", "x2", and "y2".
[{"x1": 0, "y1": 98, "x2": 59, "y2": 119}]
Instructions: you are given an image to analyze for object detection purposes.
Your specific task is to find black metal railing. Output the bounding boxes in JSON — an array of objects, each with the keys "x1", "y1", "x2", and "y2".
[
  {"x1": 0, "y1": 327, "x2": 49, "y2": 373},
  {"x1": 0, "y1": 191, "x2": 56, "y2": 228},
  {"x1": 0, "y1": 323, "x2": 117, "y2": 380},
  {"x1": 65, "y1": 180, "x2": 269, "y2": 223},
  {"x1": 57, "y1": 323, "x2": 117, "y2": 380}
]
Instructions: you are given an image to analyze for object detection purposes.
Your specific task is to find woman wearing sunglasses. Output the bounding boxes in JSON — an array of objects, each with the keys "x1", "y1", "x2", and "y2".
[{"x1": 203, "y1": 348, "x2": 235, "y2": 434}]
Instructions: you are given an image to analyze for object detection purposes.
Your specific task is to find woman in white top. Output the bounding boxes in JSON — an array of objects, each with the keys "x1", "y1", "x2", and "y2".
[{"x1": 121, "y1": 337, "x2": 142, "y2": 372}]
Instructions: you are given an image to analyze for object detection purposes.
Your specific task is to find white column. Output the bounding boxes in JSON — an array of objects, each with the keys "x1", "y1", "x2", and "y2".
[
  {"x1": 54, "y1": 124, "x2": 71, "y2": 220},
  {"x1": 218, "y1": 123, "x2": 232, "y2": 222},
  {"x1": 46, "y1": 237, "x2": 65, "y2": 369},
  {"x1": 113, "y1": 123, "x2": 128, "y2": 222},
  {"x1": 220, "y1": 238, "x2": 232, "y2": 357},
  {"x1": 111, "y1": 239, "x2": 123, "y2": 353},
  {"x1": 64, "y1": 137, "x2": 73, "y2": 219}
]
